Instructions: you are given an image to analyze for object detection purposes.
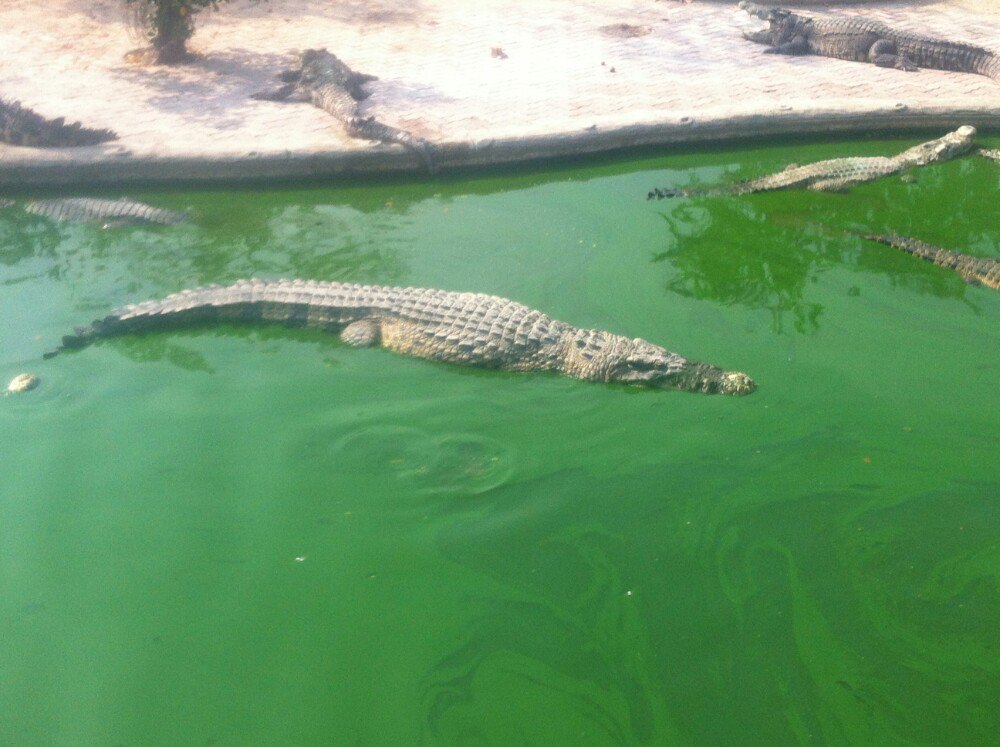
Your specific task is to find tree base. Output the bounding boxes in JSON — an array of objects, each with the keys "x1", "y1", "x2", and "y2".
[{"x1": 124, "y1": 44, "x2": 195, "y2": 66}]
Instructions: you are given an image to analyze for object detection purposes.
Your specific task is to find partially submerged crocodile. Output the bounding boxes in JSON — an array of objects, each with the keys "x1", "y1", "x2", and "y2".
[
  {"x1": 857, "y1": 233, "x2": 999, "y2": 290},
  {"x1": 648, "y1": 126, "x2": 976, "y2": 199},
  {"x1": 1, "y1": 98, "x2": 117, "y2": 147},
  {"x1": 252, "y1": 49, "x2": 437, "y2": 173},
  {"x1": 738, "y1": 2, "x2": 1000, "y2": 83},
  {"x1": 1, "y1": 197, "x2": 188, "y2": 226},
  {"x1": 43, "y1": 279, "x2": 756, "y2": 395}
]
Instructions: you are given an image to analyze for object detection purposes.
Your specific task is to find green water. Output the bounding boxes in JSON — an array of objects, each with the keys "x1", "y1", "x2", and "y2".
[{"x1": 2, "y1": 134, "x2": 998, "y2": 745}]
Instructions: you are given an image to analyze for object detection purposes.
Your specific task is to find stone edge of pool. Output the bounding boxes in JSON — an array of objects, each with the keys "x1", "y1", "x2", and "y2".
[{"x1": 2, "y1": 106, "x2": 998, "y2": 188}]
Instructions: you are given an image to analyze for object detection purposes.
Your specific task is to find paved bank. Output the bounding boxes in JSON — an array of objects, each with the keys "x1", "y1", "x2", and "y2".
[{"x1": 1, "y1": 0, "x2": 997, "y2": 186}]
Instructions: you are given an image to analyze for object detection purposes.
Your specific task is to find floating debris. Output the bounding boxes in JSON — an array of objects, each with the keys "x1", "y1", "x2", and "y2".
[{"x1": 7, "y1": 373, "x2": 39, "y2": 393}]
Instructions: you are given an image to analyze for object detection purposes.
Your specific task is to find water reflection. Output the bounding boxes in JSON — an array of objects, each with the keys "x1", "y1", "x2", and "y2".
[
  {"x1": 652, "y1": 201, "x2": 825, "y2": 334},
  {"x1": 0, "y1": 209, "x2": 63, "y2": 284},
  {"x1": 648, "y1": 161, "x2": 995, "y2": 334}
]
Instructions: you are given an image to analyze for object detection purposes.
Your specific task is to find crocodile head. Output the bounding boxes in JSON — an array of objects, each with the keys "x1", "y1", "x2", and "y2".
[
  {"x1": 737, "y1": 3, "x2": 802, "y2": 45},
  {"x1": 738, "y1": 2, "x2": 790, "y2": 23},
  {"x1": 899, "y1": 125, "x2": 977, "y2": 166},
  {"x1": 611, "y1": 338, "x2": 757, "y2": 395}
]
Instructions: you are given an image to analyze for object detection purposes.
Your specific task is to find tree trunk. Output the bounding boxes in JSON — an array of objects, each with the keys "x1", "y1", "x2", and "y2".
[{"x1": 148, "y1": 2, "x2": 194, "y2": 64}]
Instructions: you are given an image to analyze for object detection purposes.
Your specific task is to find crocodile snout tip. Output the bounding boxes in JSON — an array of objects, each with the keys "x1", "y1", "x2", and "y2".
[{"x1": 721, "y1": 371, "x2": 756, "y2": 396}]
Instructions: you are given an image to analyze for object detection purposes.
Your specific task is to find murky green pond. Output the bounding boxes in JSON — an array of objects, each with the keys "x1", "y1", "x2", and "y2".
[{"x1": 2, "y1": 133, "x2": 998, "y2": 745}]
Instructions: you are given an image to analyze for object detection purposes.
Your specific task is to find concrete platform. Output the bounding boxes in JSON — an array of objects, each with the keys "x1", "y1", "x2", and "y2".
[{"x1": 0, "y1": 0, "x2": 997, "y2": 186}]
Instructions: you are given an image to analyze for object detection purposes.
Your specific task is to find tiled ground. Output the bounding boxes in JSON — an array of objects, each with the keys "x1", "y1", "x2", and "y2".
[{"x1": 0, "y1": 0, "x2": 997, "y2": 184}]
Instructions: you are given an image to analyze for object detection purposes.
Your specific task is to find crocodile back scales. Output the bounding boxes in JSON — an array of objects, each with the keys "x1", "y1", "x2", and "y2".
[
  {"x1": 22, "y1": 198, "x2": 189, "y2": 225},
  {"x1": 59, "y1": 280, "x2": 573, "y2": 370},
  {"x1": 810, "y1": 17, "x2": 999, "y2": 79}
]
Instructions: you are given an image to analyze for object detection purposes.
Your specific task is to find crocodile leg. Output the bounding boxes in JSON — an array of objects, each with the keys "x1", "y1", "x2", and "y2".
[
  {"x1": 764, "y1": 36, "x2": 810, "y2": 55},
  {"x1": 743, "y1": 30, "x2": 775, "y2": 45},
  {"x1": 807, "y1": 177, "x2": 854, "y2": 192},
  {"x1": 340, "y1": 319, "x2": 380, "y2": 347},
  {"x1": 868, "y1": 39, "x2": 919, "y2": 72},
  {"x1": 250, "y1": 82, "x2": 306, "y2": 102},
  {"x1": 344, "y1": 72, "x2": 379, "y2": 100}
]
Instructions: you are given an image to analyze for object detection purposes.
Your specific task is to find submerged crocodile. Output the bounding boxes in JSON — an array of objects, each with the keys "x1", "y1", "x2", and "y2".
[
  {"x1": 648, "y1": 126, "x2": 976, "y2": 199},
  {"x1": 738, "y1": 2, "x2": 1000, "y2": 83},
  {"x1": 858, "y1": 233, "x2": 1000, "y2": 290},
  {"x1": 43, "y1": 279, "x2": 756, "y2": 395},
  {"x1": 1, "y1": 197, "x2": 188, "y2": 226},
  {"x1": 1, "y1": 98, "x2": 117, "y2": 147},
  {"x1": 252, "y1": 49, "x2": 437, "y2": 173}
]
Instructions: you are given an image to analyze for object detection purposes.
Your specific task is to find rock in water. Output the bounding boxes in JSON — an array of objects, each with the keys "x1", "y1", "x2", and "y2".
[{"x1": 7, "y1": 373, "x2": 40, "y2": 393}]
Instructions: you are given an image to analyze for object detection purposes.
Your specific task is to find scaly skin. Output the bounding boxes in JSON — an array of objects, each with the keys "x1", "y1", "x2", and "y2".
[
  {"x1": 1, "y1": 98, "x2": 116, "y2": 147},
  {"x1": 648, "y1": 126, "x2": 976, "y2": 199},
  {"x1": 860, "y1": 234, "x2": 1000, "y2": 290},
  {"x1": 252, "y1": 49, "x2": 437, "y2": 173},
  {"x1": 44, "y1": 279, "x2": 756, "y2": 395},
  {"x1": 739, "y1": 2, "x2": 1000, "y2": 83},
  {"x1": 20, "y1": 197, "x2": 189, "y2": 226},
  {"x1": 978, "y1": 147, "x2": 1000, "y2": 163}
]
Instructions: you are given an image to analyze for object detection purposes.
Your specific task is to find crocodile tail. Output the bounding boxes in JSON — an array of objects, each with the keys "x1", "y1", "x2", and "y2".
[
  {"x1": 42, "y1": 286, "x2": 234, "y2": 359},
  {"x1": 43, "y1": 318, "x2": 118, "y2": 358},
  {"x1": 981, "y1": 54, "x2": 1000, "y2": 83},
  {"x1": 859, "y1": 232, "x2": 905, "y2": 249},
  {"x1": 860, "y1": 233, "x2": 964, "y2": 268},
  {"x1": 859, "y1": 233, "x2": 933, "y2": 258},
  {"x1": 1, "y1": 98, "x2": 117, "y2": 147},
  {"x1": 647, "y1": 187, "x2": 683, "y2": 200}
]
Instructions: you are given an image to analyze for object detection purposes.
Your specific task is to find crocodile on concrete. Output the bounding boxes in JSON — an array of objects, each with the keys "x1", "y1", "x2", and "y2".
[
  {"x1": 1, "y1": 197, "x2": 189, "y2": 226},
  {"x1": 1, "y1": 98, "x2": 117, "y2": 147},
  {"x1": 738, "y1": 2, "x2": 1000, "y2": 84},
  {"x1": 252, "y1": 49, "x2": 437, "y2": 173},
  {"x1": 42, "y1": 279, "x2": 756, "y2": 395},
  {"x1": 858, "y1": 233, "x2": 1000, "y2": 290},
  {"x1": 647, "y1": 125, "x2": 976, "y2": 199}
]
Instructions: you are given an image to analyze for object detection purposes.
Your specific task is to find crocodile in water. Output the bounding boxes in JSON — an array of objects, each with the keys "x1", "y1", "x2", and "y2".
[
  {"x1": 858, "y1": 233, "x2": 999, "y2": 290},
  {"x1": 738, "y1": 2, "x2": 1000, "y2": 83},
  {"x1": 2, "y1": 197, "x2": 189, "y2": 226},
  {"x1": 648, "y1": 126, "x2": 976, "y2": 199},
  {"x1": 252, "y1": 49, "x2": 437, "y2": 173},
  {"x1": 1, "y1": 98, "x2": 117, "y2": 147},
  {"x1": 43, "y1": 279, "x2": 756, "y2": 395}
]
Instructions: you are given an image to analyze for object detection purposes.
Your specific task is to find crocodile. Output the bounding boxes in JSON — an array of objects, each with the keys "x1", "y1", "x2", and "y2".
[
  {"x1": 738, "y1": 2, "x2": 1000, "y2": 83},
  {"x1": 1, "y1": 98, "x2": 117, "y2": 147},
  {"x1": 252, "y1": 49, "x2": 437, "y2": 173},
  {"x1": 648, "y1": 125, "x2": 976, "y2": 199},
  {"x1": 42, "y1": 279, "x2": 756, "y2": 395},
  {"x1": 858, "y1": 233, "x2": 999, "y2": 290},
  {"x1": 15, "y1": 197, "x2": 189, "y2": 226},
  {"x1": 978, "y1": 147, "x2": 1000, "y2": 163}
]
